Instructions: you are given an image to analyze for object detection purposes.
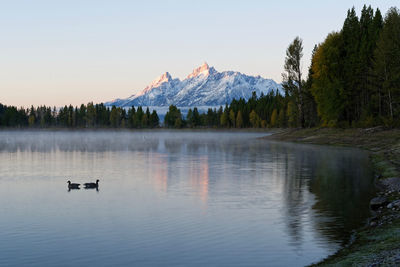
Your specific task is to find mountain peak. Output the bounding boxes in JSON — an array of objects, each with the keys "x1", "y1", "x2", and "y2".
[
  {"x1": 136, "y1": 72, "x2": 173, "y2": 97},
  {"x1": 187, "y1": 62, "x2": 215, "y2": 79},
  {"x1": 201, "y1": 62, "x2": 209, "y2": 69},
  {"x1": 153, "y1": 72, "x2": 172, "y2": 85}
]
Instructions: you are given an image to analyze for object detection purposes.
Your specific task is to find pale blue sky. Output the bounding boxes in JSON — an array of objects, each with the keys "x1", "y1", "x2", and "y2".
[{"x1": 0, "y1": 1, "x2": 398, "y2": 107}]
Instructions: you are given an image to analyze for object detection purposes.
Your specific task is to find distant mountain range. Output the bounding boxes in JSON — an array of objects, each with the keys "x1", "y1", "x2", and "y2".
[{"x1": 105, "y1": 63, "x2": 282, "y2": 108}]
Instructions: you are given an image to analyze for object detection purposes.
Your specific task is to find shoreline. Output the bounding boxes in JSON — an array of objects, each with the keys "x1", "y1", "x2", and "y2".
[{"x1": 265, "y1": 128, "x2": 400, "y2": 266}]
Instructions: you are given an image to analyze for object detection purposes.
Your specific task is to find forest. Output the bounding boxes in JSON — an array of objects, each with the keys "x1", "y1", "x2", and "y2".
[
  {"x1": 0, "y1": 6, "x2": 399, "y2": 129},
  {"x1": 0, "y1": 103, "x2": 160, "y2": 128}
]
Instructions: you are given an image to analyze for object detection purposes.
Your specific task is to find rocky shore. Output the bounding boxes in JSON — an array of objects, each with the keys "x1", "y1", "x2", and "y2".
[{"x1": 266, "y1": 127, "x2": 400, "y2": 266}]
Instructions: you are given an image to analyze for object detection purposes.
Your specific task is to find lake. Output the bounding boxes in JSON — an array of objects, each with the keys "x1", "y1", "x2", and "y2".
[{"x1": 0, "y1": 130, "x2": 375, "y2": 266}]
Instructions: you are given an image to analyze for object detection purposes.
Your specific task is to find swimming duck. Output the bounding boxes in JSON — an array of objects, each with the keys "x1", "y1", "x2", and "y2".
[
  {"x1": 84, "y1": 179, "x2": 99, "y2": 189},
  {"x1": 67, "y1": 181, "x2": 80, "y2": 189}
]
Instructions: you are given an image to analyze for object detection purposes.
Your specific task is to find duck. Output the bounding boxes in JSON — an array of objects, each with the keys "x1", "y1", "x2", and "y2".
[
  {"x1": 67, "y1": 181, "x2": 80, "y2": 189},
  {"x1": 84, "y1": 179, "x2": 99, "y2": 189}
]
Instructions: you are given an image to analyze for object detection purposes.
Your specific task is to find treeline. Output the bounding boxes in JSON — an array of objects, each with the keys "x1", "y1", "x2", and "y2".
[
  {"x1": 0, "y1": 90, "x2": 288, "y2": 129},
  {"x1": 163, "y1": 91, "x2": 286, "y2": 128},
  {"x1": 0, "y1": 103, "x2": 159, "y2": 128}
]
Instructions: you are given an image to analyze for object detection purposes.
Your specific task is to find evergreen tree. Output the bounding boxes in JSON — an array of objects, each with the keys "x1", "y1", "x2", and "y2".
[
  {"x1": 373, "y1": 7, "x2": 400, "y2": 124},
  {"x1": 164, "y1": 105, "x2": 182, "y2": 128},
  {"x1": 369, "y1": 8, "x2": 384, "y2": 118},
  {"x1": 192, "y1": 107, "x2": 200, "y2": 127},
  {"x1": 128, "y1": 106, "x2": 136, "y2": 128},
  {"x1": 206, "y1": 108, "x2": 216, "y2": 127},
  {"x1": 109, "y1": 106, "x2": 120, "y2": 128},
  {"x1": 150, "y1": 110, "x2": 159, "y2": 128},
  {"x1": 135, "y1": 106, "x2": 144, "y2": 128},
  {"x1": 186, "y1": 108, "x2": 194, "y2": 127},
  {"x1": 342, "y1": 7, "x2": 361, "y2": 122}
]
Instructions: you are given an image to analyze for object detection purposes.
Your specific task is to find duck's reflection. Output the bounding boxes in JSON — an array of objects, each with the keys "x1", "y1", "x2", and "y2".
[
  {"x1": 67, "y1": 187, "x2": 80, "y2": 192},
  {"x1": 68, "y1": 187, "x2": 99, "y2": 192},
  {"x1": 84, "y1": 187, "x2": 99, "y2": 192}
]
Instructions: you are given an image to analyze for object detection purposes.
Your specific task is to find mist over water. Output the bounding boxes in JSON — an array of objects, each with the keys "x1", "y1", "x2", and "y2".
[{"x1": 0, "y1": 130, "x2": 375, "y2": 266}]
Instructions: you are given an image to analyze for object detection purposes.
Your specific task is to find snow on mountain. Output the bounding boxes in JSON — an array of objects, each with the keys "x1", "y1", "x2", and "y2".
[{"x1": 106, "y1": 63, "x2": 282, "y2": 108}]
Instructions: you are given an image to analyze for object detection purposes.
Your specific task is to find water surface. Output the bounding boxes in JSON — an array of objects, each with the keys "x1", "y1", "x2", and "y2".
[{"x1": 0, "y1": 130, "x2": 375, "y2": 266}]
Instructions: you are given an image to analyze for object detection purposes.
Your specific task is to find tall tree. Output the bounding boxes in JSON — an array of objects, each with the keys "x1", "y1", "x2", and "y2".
[
  {"x1": 373, "y1": 7, "x2": 400, "y2": 123},
  {"x1": 282, "y1": 36, "x2": 304, "y2": 127},
  {"x1": 342, "y1": 7, "x2": 361, "y2": 122},
  {"x1": 369, "y1": 8, "x2": 384, "y2": 118},
  {"x1": 302, "y1": 45, "x2": 319, "y2": 127}
]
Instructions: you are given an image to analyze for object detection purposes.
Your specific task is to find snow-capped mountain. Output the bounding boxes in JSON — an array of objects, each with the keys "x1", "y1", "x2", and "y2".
[{"x1": 106, "y1": 63, "x2": 282, "y2": 107}]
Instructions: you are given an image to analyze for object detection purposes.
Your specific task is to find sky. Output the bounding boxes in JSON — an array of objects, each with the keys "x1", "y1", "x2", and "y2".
[{"x1": 0, "y1": 0, "x2": 398, "y2": 107}]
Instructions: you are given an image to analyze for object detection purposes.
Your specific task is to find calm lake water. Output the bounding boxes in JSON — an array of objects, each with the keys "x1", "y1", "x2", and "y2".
[{"x1": 0, "y1": 130, "x2": 375, "y2": 266}]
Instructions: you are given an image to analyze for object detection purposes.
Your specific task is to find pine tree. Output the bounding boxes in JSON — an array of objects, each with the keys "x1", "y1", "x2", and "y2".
[
  {"x1": 135, "y1": 106, "x2": 144, "y2": 128},
  {"x1": 342, "y1": 7, "x2": 361, "y2": 122},
  {"x1": 369, "y1": 8, "x2": 384, "y2": 118},
  {"x1": 150, "y1": 110, "x2": 159, "y2": 128},
  {"x1": 373, "y1": 7, "x2": 400, "y2": 123},
  {"x1": 193, "y1": 107, "x2": 200, "y2": 127},
  {"x1": 186, "y1": 109, "x2": 193, "y2": 127},
  {"x1": 109, "y1": 106, "x2": 120, "y2": 128},
  {"x1": 164, "y1": 105, "x2": 182, "y2": 128},
  {"x1": 128, "y1": 106, "x2": 136, "y2": 128},
  {"x1": 144, "y1": 107, "x2": 151, "y2": 127},
  {"x1": 358, "y1": 5, "x2": 376, "y2": 121}
]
